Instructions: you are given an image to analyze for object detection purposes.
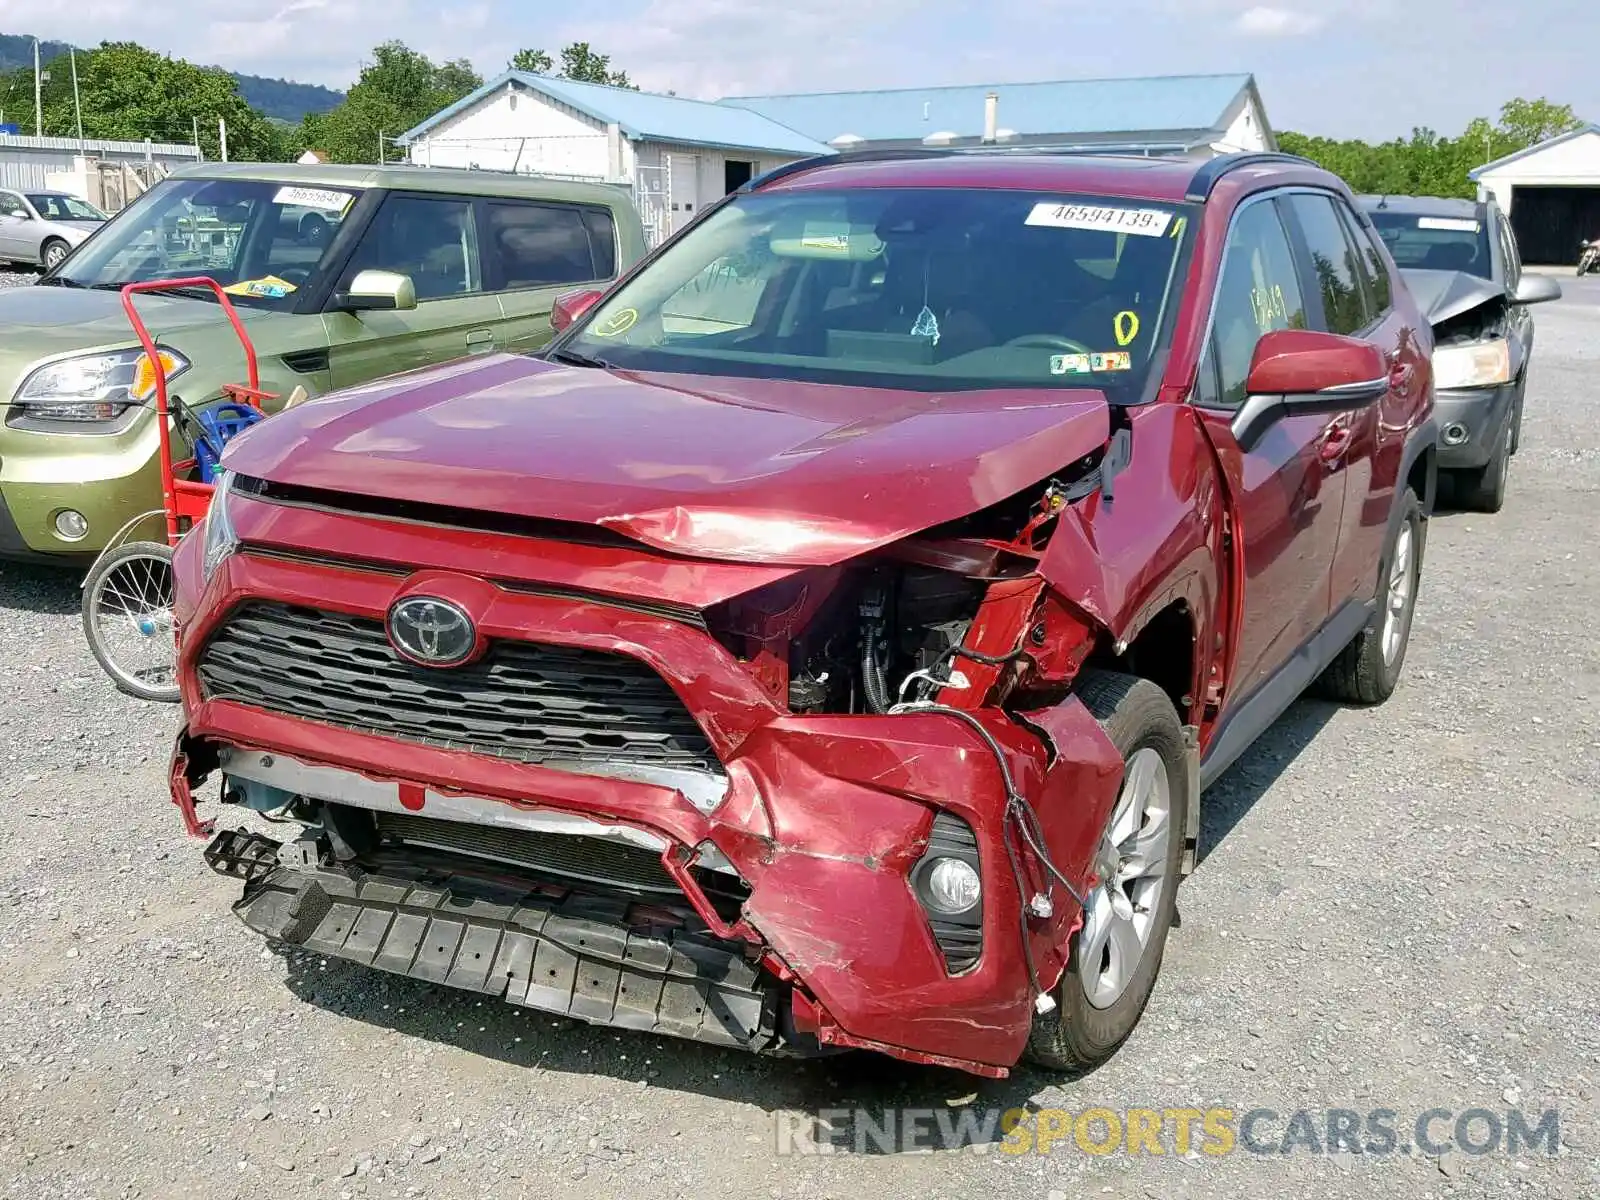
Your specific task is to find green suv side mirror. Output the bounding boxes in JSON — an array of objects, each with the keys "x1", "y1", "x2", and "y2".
[{"x1": 335, "y1": 269, "x2": 417, "y2": 313}]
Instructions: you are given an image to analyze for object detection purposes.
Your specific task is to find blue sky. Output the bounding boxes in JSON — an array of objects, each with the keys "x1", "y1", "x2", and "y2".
[{"x1": 23, "y1": 0, "x2": 1599, "y2": 141}]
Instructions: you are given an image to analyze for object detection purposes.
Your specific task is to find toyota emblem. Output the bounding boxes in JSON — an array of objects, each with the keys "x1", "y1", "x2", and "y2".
[{"x1": 387, "y1": 596, "x2": 476, "y2": 667}]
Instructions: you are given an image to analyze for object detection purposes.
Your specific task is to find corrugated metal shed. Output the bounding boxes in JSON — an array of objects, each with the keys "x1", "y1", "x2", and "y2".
[
  {"x1": 399, "y1": 73, "x2": 832, "y2": 157},
  {"x1": 719, "y1": 74, "x2": 1258, "y2": 145}
]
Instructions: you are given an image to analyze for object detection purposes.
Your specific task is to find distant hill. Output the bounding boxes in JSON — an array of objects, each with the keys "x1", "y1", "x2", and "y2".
[{"x1": 0, "y1": 32, "x2": 344, "y2": 124}]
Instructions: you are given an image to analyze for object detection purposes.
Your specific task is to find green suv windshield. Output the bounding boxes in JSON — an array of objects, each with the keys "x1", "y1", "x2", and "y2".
[
  {"x1": 567, "y1": 187, "x2": 1193, "y2": 393},
  {"x1": 48, "y1": 177, "x2": 362, "y2": 307}
]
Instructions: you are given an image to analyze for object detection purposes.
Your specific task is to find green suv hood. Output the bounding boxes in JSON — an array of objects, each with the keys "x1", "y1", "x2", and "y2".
[{"x1": 0, "y1": 285, "x2": 295, "y2": 407}]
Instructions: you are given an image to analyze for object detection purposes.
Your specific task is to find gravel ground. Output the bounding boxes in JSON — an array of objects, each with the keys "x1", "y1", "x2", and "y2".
[{"x1": 1, "y1": 264, "x2": 1597, "y2": 1200}]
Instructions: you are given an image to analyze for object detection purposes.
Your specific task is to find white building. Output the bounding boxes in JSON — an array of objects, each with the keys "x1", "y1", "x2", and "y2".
[
  {"x1": 397, "y1": 72, "x2": 1275, "y2": 247},
  {"x1": 1471, "y1": 124, "x2": 1600, "y2": 265},
  {"x1": 0, "y1": 134, "x2": 203, "y2": 212},
  {"x1": 397, "y1": 75, "x2": 830, "y2": 247}
]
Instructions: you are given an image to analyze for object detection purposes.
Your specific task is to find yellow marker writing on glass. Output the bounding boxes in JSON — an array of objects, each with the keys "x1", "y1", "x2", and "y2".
[
  {"x1": 1114, "y1": 310, "x2": 1140, "y2": 346},
  {"x1": 593, "y1": 307, "x2": 638, "y2": 337}
]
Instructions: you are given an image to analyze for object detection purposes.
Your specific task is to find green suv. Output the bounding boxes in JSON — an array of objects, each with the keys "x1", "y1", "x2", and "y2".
[{"x1": 0, "y1": 163, "x2": 644, "y2": 562}]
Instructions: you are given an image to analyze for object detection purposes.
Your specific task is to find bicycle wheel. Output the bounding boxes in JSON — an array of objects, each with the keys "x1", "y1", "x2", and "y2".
[{"x1": 82, "y1": 540, "x2": 181, "y2": 703}]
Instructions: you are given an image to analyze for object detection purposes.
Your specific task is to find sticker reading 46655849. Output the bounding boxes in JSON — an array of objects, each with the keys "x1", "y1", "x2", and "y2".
[{"x1": 1026, "y1": 202, "x2": 1172, "y2": 237}]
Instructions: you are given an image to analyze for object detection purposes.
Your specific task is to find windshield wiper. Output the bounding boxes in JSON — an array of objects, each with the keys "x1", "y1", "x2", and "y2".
[
  {"x1": 36, "y1": 275, "x2": 84, "y2": 288},
  {"x1": 547, "y1": 346, "x2": 612, "y2": 369},
  {"x1": 87, "y1": 281, "x2": 218, "y2": 299}
]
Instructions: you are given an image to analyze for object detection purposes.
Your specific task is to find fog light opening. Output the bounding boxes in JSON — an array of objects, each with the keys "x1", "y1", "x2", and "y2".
[
  {"x1": 53, "y1": 509, "x2": 89, "y2": 541},
  {"x1": 1442, "y1": 422, "x2": 1470, "y2": 447}
]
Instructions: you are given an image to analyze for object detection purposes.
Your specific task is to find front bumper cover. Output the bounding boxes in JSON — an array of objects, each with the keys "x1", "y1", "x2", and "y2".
[{"x1": 1435, "y1": 381, "x2": 1518, "y2": 469}]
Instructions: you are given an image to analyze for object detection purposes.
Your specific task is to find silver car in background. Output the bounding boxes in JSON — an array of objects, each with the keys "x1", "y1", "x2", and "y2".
[{"x1": 0, "y1": 190, "x2": 109, "y2": 271}]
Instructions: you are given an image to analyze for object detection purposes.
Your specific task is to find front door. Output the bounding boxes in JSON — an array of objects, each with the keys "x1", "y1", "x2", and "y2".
[
  {"x1": 322, "y1": 191, "x2": 504, "y2": 388},
  {"x1": 0, "y1": 191, "x2": 31, "y2": 258},
  {"x1": 1190, "y1": 192, "x2": 1350, "y2": 703}
]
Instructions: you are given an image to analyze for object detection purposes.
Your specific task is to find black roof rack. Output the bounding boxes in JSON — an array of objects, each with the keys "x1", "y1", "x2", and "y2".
[
  {"x1": 740, "y1": 142, "x2": 1212, "y2": 194},
  {"x1": 1183, "y1": 151, "x2": 1321, "y2": 202}
]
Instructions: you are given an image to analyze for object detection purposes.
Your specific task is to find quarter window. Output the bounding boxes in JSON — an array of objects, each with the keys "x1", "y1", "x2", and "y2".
[
  {"x1": 1286, "y1": 193, "x2": 1371, "y2": 336},
  {"x1": 341, "y1": 195, "x2": 482, "y2": 301},
  {"x1": 1199, "y1": 198, "x2": 1309, "y2": 410},
  {"x1": 485, "y1": 201, "x2": 615, "y2": 288}
]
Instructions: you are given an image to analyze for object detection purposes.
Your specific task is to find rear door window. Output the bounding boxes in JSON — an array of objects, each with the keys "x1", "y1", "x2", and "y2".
[
  {"x1": 1285, "y1": 193, "x2": 1372, "y2": 336},
  {"x1": 484, "y1": 201, "x2": 616, "y2": 289}
]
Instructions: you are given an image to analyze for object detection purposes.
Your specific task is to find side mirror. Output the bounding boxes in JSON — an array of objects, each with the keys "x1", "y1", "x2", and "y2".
[
  {"x1": 551, "y1": 288, "x2": 605, "y2": 333},
  {"x1": 1511, "y1": 274, "x2": 1561, "y2": 306},
  {"x1": 335, "y1": 269, "x2": 417, "y2": 312},
  {"x1": 1233, "y1": 329, "x2": 1389, "y2": 451}
]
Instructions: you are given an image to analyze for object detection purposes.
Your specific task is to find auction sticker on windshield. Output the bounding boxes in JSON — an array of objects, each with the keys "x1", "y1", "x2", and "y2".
[
  {"x1": 1025, "y1": 202, "x2": 1172, "y2": 237},
  {"x1": 273, "y1": 186, "x2": 355, "y2": 213},
  {"x1": 1417, "y1": 217, "x2": 1480, "y2": 232}
]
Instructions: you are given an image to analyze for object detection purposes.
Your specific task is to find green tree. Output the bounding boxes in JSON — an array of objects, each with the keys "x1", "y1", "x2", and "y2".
[
  {"x1": 507, "y1": 42, "x2": 636, "y2": 88},
  {"x1": 309, "y1": 41, "x2": 482, "y2": 164},
  {"x1": 1280, "y1": 96, "x2": 1588, "y2": 200},
  {"x1": 508, "y1": 48, "x2": 553, "y2": 74},
  {"x1": 4, "y1": 41, "x2": 287, "y2": 160}
]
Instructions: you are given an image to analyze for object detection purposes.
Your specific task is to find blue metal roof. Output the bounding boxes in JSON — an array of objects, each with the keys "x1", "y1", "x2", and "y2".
[
  {"x1": 398, "y1": 72, "x2": 833, "y2": 157},
  {"x1": 1468, "y1": 123, "x2": 1600, "y2": 180},
  {"x1": 719, "y1": 74, "x2": 1257, "y2": 145}
]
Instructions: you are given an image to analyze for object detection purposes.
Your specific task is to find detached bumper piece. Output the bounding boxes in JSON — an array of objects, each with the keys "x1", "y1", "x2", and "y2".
[{"x1": 208, "y1": 828, "x2": 778, "y2": 1051}]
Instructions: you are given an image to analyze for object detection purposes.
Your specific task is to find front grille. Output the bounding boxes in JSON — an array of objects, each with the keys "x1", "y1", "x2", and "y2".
[{"x1": 198, "y1": 602, "x2": 722, "y2": 774}]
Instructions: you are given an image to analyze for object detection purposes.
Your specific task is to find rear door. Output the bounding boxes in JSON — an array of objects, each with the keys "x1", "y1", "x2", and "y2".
[
  {"x1": 322, "y1": 191, "x2": 504, "y2": 388},
  {"x1": 482, "y1": 199, "x2": 621, "y2": 357},
  {"x1": 1284, "y1": 191, "x2": 1418, "y2": 608},
  {"x1": 1190, "y1": 191, "x2": 1348, "y2": 703}
]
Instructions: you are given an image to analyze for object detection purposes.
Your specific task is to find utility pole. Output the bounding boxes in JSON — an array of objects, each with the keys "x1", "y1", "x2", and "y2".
[
  {"x1": 33, "y1": 38, "x2": 42, "y2": 136},
  {"x1": 377, "y1": 130, "x2": 384, "y2": 164},
  {"x1": 70, "y1": 48, "x2": 83, "y2": 142},
  {"x1": 192, "y1": 115, "x2": 201, "y2": 159},
  {"x1": 218, "y1": 117, "x2": 228, "y2": 162}
]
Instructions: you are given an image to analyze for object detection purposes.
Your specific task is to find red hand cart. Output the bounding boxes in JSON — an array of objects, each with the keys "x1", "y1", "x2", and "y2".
[{"x1": 80, "y1": 278, "x2": 277, "y2": 702}]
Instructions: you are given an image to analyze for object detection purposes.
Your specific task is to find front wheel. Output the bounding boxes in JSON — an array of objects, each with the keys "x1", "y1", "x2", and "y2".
[
  {"x1": 41, "y1": 238, "x2": 70, "y2": 271},
  {"x1": 82, "y1": 541, "x2": 181, "y2": 703},
  {"x1": 1026, "y1": 670, "x2": 1190, "y2": 1073}
]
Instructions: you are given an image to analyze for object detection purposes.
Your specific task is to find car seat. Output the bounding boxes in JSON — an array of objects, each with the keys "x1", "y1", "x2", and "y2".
[{"x1": 1421, "y1": 241, "x2": 1479, "y2": 273}]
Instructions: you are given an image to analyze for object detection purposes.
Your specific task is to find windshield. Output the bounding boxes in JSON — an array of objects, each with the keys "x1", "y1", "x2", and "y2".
[
  {"x1": 50, "y1": 177, "x2": 360, "y2": 307},
  {"x1": 1366, "y1": 210, "x2": 1492, "y2": 279},
  {"x1": 565, "y1": 188, "x2": 1193, "y2": 393},
  {"x1": 27, "y1": 193, "x2": 105, "y2": 222}
]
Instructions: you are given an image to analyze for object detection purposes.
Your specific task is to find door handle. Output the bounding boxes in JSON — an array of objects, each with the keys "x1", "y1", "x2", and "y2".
[
  {"x1": 465, "y1": 328, "x2": 495, "y2": 354},
  {"x1": 1319, "y1": 424, "x2": 1352, "y2": 464}
]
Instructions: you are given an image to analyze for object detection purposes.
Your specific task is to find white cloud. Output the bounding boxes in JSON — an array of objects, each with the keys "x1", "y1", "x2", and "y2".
[{"x1": 1234, "y1": 5, "x2": 1326, "y2": 35}]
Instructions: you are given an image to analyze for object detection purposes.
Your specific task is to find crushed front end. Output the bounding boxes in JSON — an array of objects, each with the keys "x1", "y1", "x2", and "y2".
[{"x1": 168, "y1": 472, "x2": 1126, "y2": 1076}]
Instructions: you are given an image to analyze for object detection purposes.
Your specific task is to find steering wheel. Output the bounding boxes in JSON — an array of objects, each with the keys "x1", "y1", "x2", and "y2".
[
  {"x1": 273, "y1": 268, "x2": 313, "y2": 287},
  {"x1": 1003, "y1": 333, "x2": 1095, "y2": 354}
]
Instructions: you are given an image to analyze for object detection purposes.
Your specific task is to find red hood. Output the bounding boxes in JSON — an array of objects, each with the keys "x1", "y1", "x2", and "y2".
[{"x1": 223, "y1": 354, "x2": 1112, "y2": 567}]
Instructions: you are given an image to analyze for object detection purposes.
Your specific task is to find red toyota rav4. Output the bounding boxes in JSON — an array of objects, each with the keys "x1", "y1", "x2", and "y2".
[{"x1": 169, "y1": 150, "x2": 1436, "y2": 1078}]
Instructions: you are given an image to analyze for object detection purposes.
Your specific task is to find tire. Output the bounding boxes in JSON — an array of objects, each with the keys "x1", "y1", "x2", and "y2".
[
  {"x1": 300, "y1": 213, "x2": 328, "y2": 246},
  {"x1": 1025, "y1": 670, "x2": 1190, "y2": 1073},
  {"x1": 1508, "y1": 381, "x2": 1524, "y2": 456},
  {"x1": 1316, "y1": 488, "x2": 1424, "y2": 705},
  {"x1": 81, "y1": 540, "x2": 181, "y2": 703},
  {"x1": 40, "y1": 238, "x2": 70, "y2": 271},
  {"x1": 1451, "y1": 421, "x2": 1510, "y2": 514}
]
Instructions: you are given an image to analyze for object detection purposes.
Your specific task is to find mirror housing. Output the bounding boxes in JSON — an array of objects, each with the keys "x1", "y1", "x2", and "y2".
[
  {"x1": 335, "y1": 269, "x2": 416, "y2": 313},
  {"x1": 1511, "y1": 274, "x2": 1561, "y2": 306},
  {"x1": 1232, "y1": 329, "x2": 1390, "y2": 451},
  {"x1": 551, "y1": 288, "x2": 604, "y2": 333}
]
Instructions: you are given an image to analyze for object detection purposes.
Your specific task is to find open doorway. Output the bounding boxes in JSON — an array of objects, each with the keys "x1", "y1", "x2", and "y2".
[{"x1": 724, "y1": 159, "x2": 756, "y2": 193}]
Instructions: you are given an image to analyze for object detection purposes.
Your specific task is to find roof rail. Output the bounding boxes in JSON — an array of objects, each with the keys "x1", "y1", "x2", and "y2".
[
  {"x1": 1184, "y1": 151, "x2": 1320, "y2": 202},
  {"x1": 741, "y1": 142, "x2": 1210, "y2": 193}
]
